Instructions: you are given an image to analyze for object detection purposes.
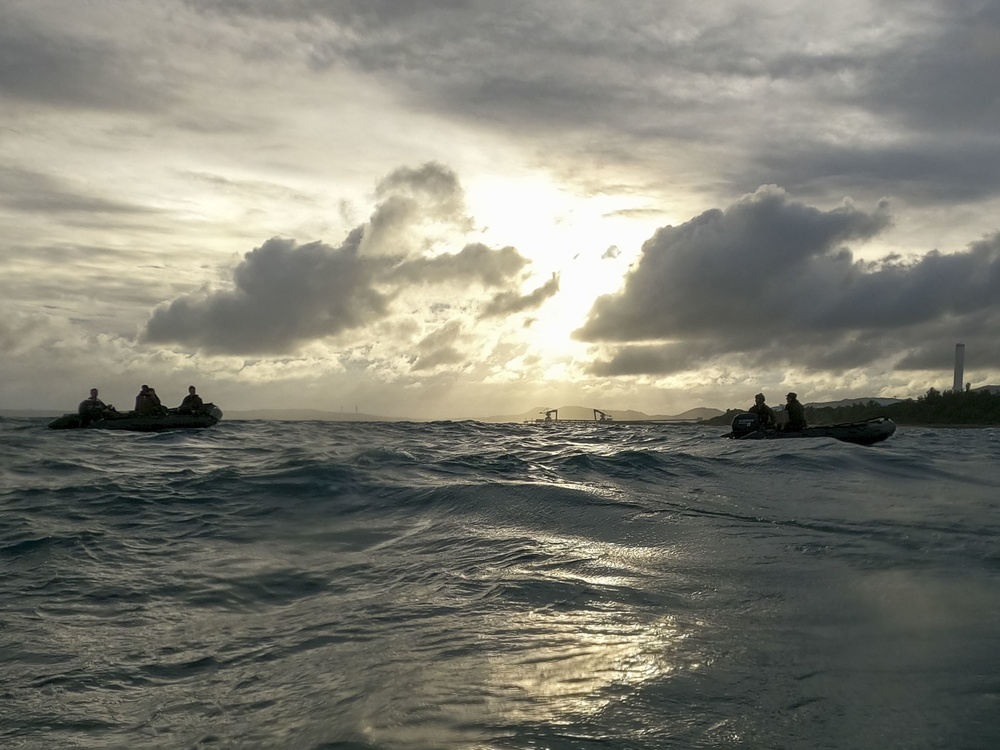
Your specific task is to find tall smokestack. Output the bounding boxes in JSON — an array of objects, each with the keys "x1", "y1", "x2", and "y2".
[{"x1": 953, "y1": 343, "x2": 965, "y2": 392}]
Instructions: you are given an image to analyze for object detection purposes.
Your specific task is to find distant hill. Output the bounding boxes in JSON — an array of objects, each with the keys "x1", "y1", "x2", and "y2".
[
  {"x1": 673, "y1": 407, "x2": 725, "y2": 420},
  {"x1": 481, "y1": 405, "x2": 724, "y2": 423},
  {"x1": 806, "y1": 397, "x2": 903, "y2": 408}
]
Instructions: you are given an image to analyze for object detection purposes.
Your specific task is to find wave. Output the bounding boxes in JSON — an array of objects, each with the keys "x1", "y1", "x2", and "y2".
[{"x1": 2, "y1": 418, "x2": 1000, "y2": 748}]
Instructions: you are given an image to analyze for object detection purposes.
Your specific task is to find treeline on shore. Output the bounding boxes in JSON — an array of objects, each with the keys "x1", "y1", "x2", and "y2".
[{"x1": 707, "y1": 388, "x2": 1000, "y2": 427}]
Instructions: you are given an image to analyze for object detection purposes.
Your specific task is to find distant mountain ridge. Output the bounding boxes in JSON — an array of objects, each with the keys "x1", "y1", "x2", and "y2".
[{"x1": 805, "y1": 397, "x2": 903, "y2": 408}]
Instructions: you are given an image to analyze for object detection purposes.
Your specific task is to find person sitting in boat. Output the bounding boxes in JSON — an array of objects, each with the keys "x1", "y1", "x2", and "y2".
[
  {"x1": 748, "y1": 393, "x2": 776, "y2": 429},
  {"x1": 78, "y1": 388, "x2": 114, "y2": 425},
  {"x1": 784, "y1": 392, "x2": 807, "y2": 431},
  {"x1": 135, "y1": 384, "x2": 151, "y2": 414},
  {"x1": 176, "y1": 385, "x2": 204, "y2": 415},
  {"x1": 148, "y1": 387, "x2": 166, "y2": 415},
  {"x1": 135, "y1": 384, "x2": 166, "y2": 416}
]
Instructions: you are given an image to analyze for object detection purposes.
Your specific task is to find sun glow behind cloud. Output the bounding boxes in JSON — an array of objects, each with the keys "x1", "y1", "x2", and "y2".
[{"x1": 464, "y1": 172, "x2": 661, "y2": 368}]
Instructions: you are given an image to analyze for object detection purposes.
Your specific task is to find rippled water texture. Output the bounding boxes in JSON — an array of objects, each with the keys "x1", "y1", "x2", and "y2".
[{"x1": 2, "y1": 418, "x2": 999, "y2": 749}]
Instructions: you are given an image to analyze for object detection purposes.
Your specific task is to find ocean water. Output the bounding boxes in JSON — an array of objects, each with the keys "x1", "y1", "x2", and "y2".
[{"x1": 2, "y1": 418, "x2": 999, "y2": 750}]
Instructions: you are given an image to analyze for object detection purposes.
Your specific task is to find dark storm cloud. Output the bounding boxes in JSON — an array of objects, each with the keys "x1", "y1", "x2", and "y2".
[
  {"x1": 142, "y1": 162, "x2": 533, "y2": 355},
  {"x1": 862, "y1": 2, "x2": 1000, "y2": 133},
  {"x1": 259, "y1": 0, "x2": 997, "y2": 208},
  {"x1": 0, "y1": 9, "x2": 165, "y2": 111},
  {"x1": 735, "y1": 4, "x2": 1000, "y2": 203},
  {"x1": 11, "y1": 2, "x2": 998, "y2": 209},
  {"x1": 142, "y1": 232, "x2": 532, "y2": 355},
  {"x1": 479, "y1": 273, "x2": 560, "y2": 318},
  {"x1": 189, "y1": 0, "x2": 761, "y2": 130},
  {"x1": 300, "y1": 2, "x2": 720, "y2": 139},
  {"x1": 754, "y1": 138, "x2": 1000, "y2": 205},
  {"x1": 577, "y1": 189, "x2": 1000, "y2": 375},
  {"x1": 891, "y1": 301, "x2": 1000, "y2": 371},
  {"x1": 778, "y1": 14, "x2": 1000, "y2": 207},
  {"x1": 577, "y1": 187, "x2": 892, "y2": 342},
  {"x1": 143, "y1": 232, "x2": 390, "y2": 355}
]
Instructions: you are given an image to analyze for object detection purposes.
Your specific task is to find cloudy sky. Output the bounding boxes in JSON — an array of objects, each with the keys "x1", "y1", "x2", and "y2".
[{"x1": 3, "y1": 0, "x2": 999, "y2": 419}]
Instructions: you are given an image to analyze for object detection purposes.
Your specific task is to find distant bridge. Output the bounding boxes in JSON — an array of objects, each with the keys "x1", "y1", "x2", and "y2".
[{"x1": 527, "y1": 407, "x2": 702, "y2": 425}]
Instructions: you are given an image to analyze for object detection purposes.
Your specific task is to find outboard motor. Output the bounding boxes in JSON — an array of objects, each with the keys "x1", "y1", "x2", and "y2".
[{"x1": 730, "y1": 412, "x2": 762, "y2": 438}]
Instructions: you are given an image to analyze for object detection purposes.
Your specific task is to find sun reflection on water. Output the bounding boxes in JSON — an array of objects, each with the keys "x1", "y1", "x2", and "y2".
[{"x1": 470, "y1": 530, "x2": 699, "y2": 727}]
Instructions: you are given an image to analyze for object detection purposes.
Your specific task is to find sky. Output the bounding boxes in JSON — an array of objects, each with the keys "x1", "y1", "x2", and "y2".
[{"x1": 2, "y1": 0, "x2": 1000, "y2": 419}]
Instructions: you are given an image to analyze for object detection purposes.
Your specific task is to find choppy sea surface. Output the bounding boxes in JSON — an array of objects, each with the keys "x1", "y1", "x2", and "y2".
[{"x1": 2, "y1": 417, "x2": 999, "y2": 749}]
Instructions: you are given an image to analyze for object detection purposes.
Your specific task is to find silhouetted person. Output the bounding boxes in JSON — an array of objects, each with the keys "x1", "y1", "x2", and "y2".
[
  {"x1": 147, "y1": 387, "x2": 165, "y2": 415},
  {"x1": 135, "y1": 384, "x2": 164, "y2": 416},
  {"x1": 78, "y1": 388, "x2": 111, "y2": 425},
  {"x1": 748, "y1": 393, "x2": 776, "y2": 428},
  {"x1": 177, "y1": 385, "x2": 204, "y2": 415},
  {"x1": 784, "y1": 392, "x2": 807, "y2": 431},
  {"x1": 135, "y1": 384, "x2": 149, "y2": 413}
]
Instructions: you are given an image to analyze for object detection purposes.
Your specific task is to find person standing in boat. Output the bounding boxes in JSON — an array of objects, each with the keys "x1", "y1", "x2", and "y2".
[
  {"x1": 784, "y1": 392, "x2": 807, "y2": 431},
  {"x1": 748, "y1": 393, "x2": 776, "y2": 429},
  {"x1": 78, "y1": 388, "x2": 113, "y2": 425},
  {"x1": 176, "y1": 385, "x2": 204, "y2": 415}
]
